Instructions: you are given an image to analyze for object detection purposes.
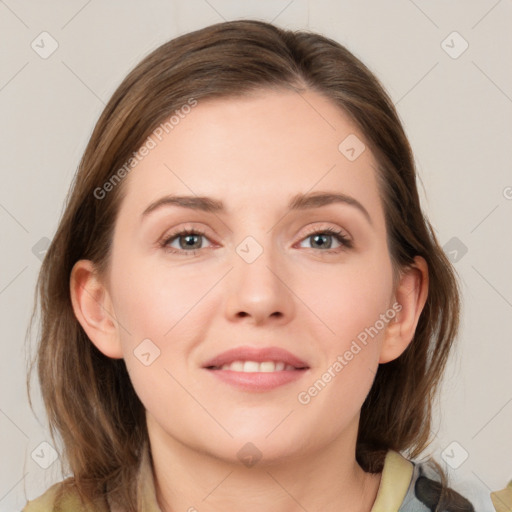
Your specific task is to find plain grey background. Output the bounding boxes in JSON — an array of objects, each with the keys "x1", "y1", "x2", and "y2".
[{"x1": 1, "y1": 1, "x2": 511, "y2": 511}]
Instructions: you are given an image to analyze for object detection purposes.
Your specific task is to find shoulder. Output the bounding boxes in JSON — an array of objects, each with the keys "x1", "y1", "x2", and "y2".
[
  {"x1": 400, "y1": 455, "x2": 509, "y2": 512},
  {"x1": 22, "y1": 479, "x2": 110, "y2": 512},
  {"x1": 22, "y1": 482, "x2": 61, "y2": 512},
  {"x1": 490, "y1": 479, "x2": 512, "y2": 512}
]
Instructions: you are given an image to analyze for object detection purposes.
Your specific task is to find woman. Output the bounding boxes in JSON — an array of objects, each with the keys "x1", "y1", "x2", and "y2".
[{"x1": 24, "y1": 19, "x2": 509, "y2": 512}]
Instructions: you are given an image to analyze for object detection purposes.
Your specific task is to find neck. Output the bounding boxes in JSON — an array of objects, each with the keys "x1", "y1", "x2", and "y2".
[{"x1": 148, "y1": 417, "x2": 382, "y2": 512}]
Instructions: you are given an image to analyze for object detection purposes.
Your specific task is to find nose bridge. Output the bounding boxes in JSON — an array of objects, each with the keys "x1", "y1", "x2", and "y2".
[{"x1": 225, "y1": 231, "x2": 294, "y2": 324}]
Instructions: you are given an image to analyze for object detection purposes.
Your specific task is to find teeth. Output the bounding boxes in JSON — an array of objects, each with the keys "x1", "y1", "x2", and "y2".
[
  {"x1": 216, "y1": 360, "x2": 298, "y2": 372},
  {"x1": 243, "y1": 361, "x2": 260, "y2": 372},
  {"x1": 260, "y1": 361, "x2": 276, "y2": 372}
]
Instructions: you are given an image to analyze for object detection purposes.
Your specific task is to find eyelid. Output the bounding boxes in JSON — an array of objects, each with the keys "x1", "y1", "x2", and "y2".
[
  {"x1": 298, "y1": 223, "x2": 352, "y2": 242},
  {"x1": 159, "y1": 223, "x2": 213, "y2": 242}
]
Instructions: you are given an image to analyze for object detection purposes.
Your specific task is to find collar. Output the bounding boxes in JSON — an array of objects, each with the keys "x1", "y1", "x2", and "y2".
[{"x1": 370, "y1": 450, "x2": 414, "y2": 512}]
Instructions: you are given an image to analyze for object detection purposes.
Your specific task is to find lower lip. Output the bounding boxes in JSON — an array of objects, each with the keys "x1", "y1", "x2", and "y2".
[{"x1": 205, "y1": 368, "x2": 308, "y2": 392}]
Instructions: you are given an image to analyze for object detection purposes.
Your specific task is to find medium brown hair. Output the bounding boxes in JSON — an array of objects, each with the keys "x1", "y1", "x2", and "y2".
[{"x1": 27, "y1": 19, "x2": 462, "y2": 511}]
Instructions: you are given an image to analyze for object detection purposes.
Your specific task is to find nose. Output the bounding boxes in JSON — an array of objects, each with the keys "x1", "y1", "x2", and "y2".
[{"x1": 224, "y1": 241, "x2": 295, "y2": 326}]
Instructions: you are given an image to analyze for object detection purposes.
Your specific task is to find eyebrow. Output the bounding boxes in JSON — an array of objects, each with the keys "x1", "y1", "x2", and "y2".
[{"x1": 141, "y1": 191, "x2": 372, "y2": 225}]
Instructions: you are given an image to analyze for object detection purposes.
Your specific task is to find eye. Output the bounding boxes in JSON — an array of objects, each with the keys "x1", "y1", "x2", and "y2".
[
  {"x1": 297, "y1": 226, "x2": 353, "y2": 253},
  {"x1": 159, "y1": 225, "x2": 353, "y2": 257},
  {"x1": 160, "y1": 228, "x2": 214, "y2": 256}
]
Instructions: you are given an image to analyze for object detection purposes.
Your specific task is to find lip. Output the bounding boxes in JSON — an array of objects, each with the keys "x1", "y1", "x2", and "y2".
[
  {"x1": 202, "y1": 346, "x2": 309, "y2": 369},
  {"x1": 202, "y1": 346, "x2": 310, "y2": 392},
  {"x1": 207, "y1": 368, "x2": 308, "y2": 392}
]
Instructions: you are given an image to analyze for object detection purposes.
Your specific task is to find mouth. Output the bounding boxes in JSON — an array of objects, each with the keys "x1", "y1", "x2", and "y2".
[
  {"x1": 202, "y1": 346, "x2": 310, "y2": 391},
  {"x1": 202, "y1": 345, "x2": 309, "y2": 371},
  {"x1": 206, "y1": 360, "x2": 307, "y2": 372}
]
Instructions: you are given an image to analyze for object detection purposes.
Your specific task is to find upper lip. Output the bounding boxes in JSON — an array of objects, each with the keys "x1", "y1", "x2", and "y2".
[{"x1": 202, "y1": 346, "x2": 309, "y2": 369}]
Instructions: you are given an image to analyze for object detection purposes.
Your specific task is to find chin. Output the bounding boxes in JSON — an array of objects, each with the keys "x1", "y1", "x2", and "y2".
[{"x1": 211, "y1": 441, "x2": 305, "y2": 468}]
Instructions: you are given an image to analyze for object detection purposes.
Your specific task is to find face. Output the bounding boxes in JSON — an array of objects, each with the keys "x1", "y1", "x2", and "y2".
[{"x1": 103, "y1": 88, "x2": 397, "y2": 462}]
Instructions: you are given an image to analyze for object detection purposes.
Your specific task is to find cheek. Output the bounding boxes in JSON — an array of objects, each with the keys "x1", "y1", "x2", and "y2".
[
  {"x1": 293, "y1": 250, "x2": 394, "y2": 408},
  {"x1": 109, "y1": 256, "x2": 217, "y2": 345},
  {"x1": 298, "y1": 254, "x2": 394, "y2": 348},
  {"x1": 294, "y1": 269, "x2": 392, "y2": 427},
  {"x1": 107, "y1": 258, "x2": 211, "y2": 423},
  {"x1": 107, "y1": 257, "x2": 220, "y2": 402}
]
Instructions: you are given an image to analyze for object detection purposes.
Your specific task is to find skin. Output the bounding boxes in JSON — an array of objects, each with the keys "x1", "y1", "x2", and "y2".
[{"x1": 71, "y1": 88, "x2": 428, "y2": 512}]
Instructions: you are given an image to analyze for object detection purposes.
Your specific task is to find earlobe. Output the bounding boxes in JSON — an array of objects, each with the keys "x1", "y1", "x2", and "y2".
[
  {"x1": 69, "y1": 260, "x2": 124, "y2": 359},
  {"x1": 379, "y1": 256, "x2": 429, "y2": 364}
]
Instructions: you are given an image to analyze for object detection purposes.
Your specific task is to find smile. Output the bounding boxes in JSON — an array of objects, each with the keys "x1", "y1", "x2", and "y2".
[{"x1": 208, "y1": 361, "x2": 299, "y2": 372}]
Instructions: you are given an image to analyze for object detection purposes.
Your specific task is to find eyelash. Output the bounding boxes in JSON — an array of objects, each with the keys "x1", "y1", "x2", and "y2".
[{"x1": 159, "y1": 226, "x2": 353, "y2": 256}]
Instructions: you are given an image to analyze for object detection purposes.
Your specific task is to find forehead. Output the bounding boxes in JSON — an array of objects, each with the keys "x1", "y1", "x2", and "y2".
[{"x1": 119, "y1": 88, "x2": 383, "y2": 222}]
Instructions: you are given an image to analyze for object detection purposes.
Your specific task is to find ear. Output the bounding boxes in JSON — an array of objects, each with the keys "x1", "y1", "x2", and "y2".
[
  {"x1": 379, "y1": 256, "x2": 429, "y2": 364},
  {"x1": 69, "y1": 259, "x2": 123, "y2": 359}
]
